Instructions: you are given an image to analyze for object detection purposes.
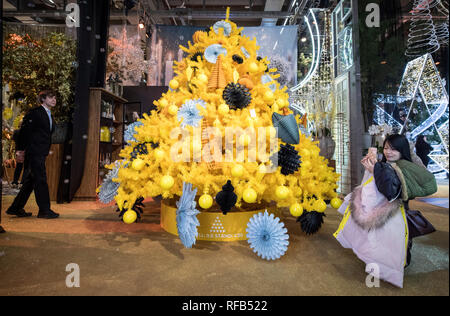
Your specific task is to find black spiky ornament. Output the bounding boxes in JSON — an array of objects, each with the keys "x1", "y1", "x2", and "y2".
[
  {"x1": 222, "y1": 83, "x2": 252, "y2": 110},
  {"x1": 296, "y1": 211, "x2": 326, "y2": 235},
  {"x1": 215, "y1": 180, "x2": 237, "y2": 215},
  {"x1": 116, "y1": 197, "x2": 145, "y2": 221},
  {"x1": 272, "y1": 144, "x2": 301, "y2": 175}
]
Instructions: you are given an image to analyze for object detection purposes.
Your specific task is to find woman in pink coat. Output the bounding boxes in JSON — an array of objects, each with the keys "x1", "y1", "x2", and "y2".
[{"x1": 334, "y1": 135, "x2": 416, "y2": 288}]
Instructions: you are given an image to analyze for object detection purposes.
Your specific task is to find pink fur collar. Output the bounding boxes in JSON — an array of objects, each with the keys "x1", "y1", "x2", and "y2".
[{"x1": 350, "y1": 186, "x2": 401, "y2": 231}]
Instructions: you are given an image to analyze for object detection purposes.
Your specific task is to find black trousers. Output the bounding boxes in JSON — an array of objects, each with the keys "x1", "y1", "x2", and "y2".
[
  {"x1": 8, "y1": 155, "x2": 51, "y2": 213},
  {"x1": 12, "y1": 162, "x2": 29, "y2": 184}
]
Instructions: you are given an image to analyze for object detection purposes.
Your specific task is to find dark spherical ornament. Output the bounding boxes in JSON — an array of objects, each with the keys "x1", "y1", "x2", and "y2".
[
  {"x1": 232, "y1": 54, "x2": 244, "y2": 64},
  {"x1": 222, "y1": 83, "x2": 252, "y2": 110}
]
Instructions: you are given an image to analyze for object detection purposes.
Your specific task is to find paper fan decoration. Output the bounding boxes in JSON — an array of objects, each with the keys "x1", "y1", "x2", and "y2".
[
  {"x1": 246, "y1": 210, "x2": 289, "y2": 260},
  {"x1": 176, "y1": 182, "x2": 201, "y2": 248},
  {"x1": 98, "y1": 160, "x2": 125, "y2": 204},
  {"x1": 177, "y1": 99, "x2": 206, "y2": 128},
  {"x1": 272, "y1": 109, "x2": 300, "y2": 145},
  {"x1": 204, "y1": 44, "x2": 228, "y2": 64},
  {"x1": 215, "y1": 180, "x2": 237, "y2": 215},
  {"x1": 213, "y1": 20, "x2": 232, "y2": 36}
]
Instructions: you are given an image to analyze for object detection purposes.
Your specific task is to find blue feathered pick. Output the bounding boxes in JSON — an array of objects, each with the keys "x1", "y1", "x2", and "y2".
[
  {"x1": 246, "y1": 210, "x2": 289, "y2": 260},
  {"x1": 124, "y1": 121, "x2": 144, "y2": 144},
  {"x1": 176, "y1": 182, "x2": 201, "y2": 248},
  {"x1": 98, "y1": 160, "x2": 127, "y2": 204}
]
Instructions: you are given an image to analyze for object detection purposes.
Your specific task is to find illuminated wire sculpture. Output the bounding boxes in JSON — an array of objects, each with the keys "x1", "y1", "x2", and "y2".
[{"x1": 405, "y1": 0, "x2": 440, "y2": 58}]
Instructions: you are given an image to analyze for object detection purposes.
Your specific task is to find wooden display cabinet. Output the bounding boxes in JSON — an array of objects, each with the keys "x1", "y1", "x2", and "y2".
[{"x1": 74, "y1": 88, "x2": 128, "y2": 200}]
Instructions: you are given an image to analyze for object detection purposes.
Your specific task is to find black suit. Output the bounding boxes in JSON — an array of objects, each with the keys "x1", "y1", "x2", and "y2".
[{"x1": 8, "y1": 106, "x2": 55, "y2": 213}]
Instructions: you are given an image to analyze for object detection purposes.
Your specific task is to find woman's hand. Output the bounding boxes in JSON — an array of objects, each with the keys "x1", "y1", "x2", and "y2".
[{"x1": 361, "y1": 156, "x2": 376, "y2": 174}]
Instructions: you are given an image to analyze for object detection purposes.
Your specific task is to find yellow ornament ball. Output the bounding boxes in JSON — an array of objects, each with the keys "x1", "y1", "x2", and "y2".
[
  {"x1": 154, "y1": 149, "x2": 165, "y2": 160},
  {"x1": 123, "y1": 210, "x2": 137, "y2": 224},
  {"x1": 159, "y1": 99, "x2": 168, "y2": 108},
  {"x1": 197, "y1": 73, "x2": 208, "y2": 83},
  {"x1": 277, "y1": 99, "x2": 287, "y2": 109},
  {"x1": 231, "y1": 164, "x2": 245, "y2": 178},
  {"x1": 239, "y1": 134, "x2": 251, "y2": 146},
  {"x1": 248, "y1": 62, "x2": 259, "y2": 73},
  {"x1": 218, "y1": 103, "x2": 230, "y2": 115},
  {"x1": 263, "y1": 91, "x2": 275, "y2": 104},
  {"x1": 276, "y1": 186, "x2": 290, "y2": 200},
  {"x1": 160, "y1": 175, "x2": 175, "y2": 190},
  {"x1": 331, "y1": 197, "x2": 343, "y2": 209},
  {"x1": 243, "y1": 188, "x2": 257, "y2": 203},
  {"x1": 131, "y1": 158, "x2": 145, "y2": 171},
  {"x1": 199, "y1": 194, "x2": 213, "y2": 209},
  {"x1": 314, "y1": 199, "x2": 327, "y2": 213},
  {"x1": 168, "y1": 105, "x2": 178, "y2": 115},
  {"x1": 290, "y1": 203, "x2": 304, "y2": 217},
  {"x1": 169, "y1": 79, "x2": 179, "y2": 90}
]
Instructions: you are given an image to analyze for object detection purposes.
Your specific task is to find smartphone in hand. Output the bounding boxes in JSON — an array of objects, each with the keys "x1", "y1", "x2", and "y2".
[{"x1": 368, "y1": 147, "x2": 378, "y2": 163}]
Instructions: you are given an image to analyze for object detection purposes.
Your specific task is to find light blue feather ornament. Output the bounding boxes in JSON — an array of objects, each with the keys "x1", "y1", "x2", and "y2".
[
  {"x1": 124, "y1": 121, "x2": 144, "y2": 145},
  {"x1": 98, "y1": 160, "x2": 128, "y2": 204},
  {"x1": 261, "y1": 74, "x2": 277, "y2": 92},
  {"x1": 246, "y1": 210, "x2": 289, "y2": 260},
  {"x1": 204, "y1": 44, "x2": 228, "y2": 63},
  {"x1": 213, "y1": 20, "x2": 232, "y2": 36},
  {"x1": 176, "y1": 182, "x2": 201, "y2": 248},
  {"x1": 241, "y1": 46, "x2": 250, "y2": 58},
  {"x1": 177, "y1": 99, "x2": 206, "y2": 128}
]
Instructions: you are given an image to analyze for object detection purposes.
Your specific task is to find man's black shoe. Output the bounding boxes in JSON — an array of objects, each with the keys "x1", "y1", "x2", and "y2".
[
  {"x1": 37, "y1": 210, "x2": 60, "y2": 219},
  {"x1": 6, "y1": 208, "x2": 32, "y2": 217}
]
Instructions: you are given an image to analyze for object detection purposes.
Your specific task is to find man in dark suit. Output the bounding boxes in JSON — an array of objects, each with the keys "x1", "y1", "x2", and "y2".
[{"x1": 6, "y1": 90, "x2": 59, "y2": 219}]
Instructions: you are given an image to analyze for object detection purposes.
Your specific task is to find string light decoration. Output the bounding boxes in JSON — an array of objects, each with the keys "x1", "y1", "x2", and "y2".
[
  {"x1": 397, "y1": 53, "x2": 449, "y2": 173},
  {"x1": 435, "y1": 22, "x2": 449, "y2": 47},
  {"x1": 405, "y1": 0, "x2": 440, "y2": 58}
]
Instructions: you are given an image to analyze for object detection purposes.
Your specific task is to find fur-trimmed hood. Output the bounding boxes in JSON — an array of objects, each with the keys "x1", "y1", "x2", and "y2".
[{"x1": 350, "y1": 185, "x2": 401, "y2": 231}]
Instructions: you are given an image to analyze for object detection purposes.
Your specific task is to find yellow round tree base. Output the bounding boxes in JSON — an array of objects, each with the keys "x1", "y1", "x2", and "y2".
[{"x1": 160, "y1": 199, "x2": 281, "y2": 242}]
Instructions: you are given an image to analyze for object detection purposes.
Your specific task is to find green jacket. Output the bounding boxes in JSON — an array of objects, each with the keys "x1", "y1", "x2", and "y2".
[{"x1": 391, "y1": 159, "x2": 438, "y2": 201}]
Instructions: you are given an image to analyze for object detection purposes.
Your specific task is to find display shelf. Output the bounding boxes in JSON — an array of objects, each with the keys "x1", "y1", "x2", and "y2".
[{"x1": 74, "y1": 88, "x2": 128, "y2": 201}]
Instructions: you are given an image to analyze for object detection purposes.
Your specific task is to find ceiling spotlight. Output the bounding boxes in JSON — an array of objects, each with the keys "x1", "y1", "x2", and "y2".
[
  {"x1": 380, "y1": 60, "x2": 387, "y2": 64},
  {"x1": 41, "y1": 0, "x2": 57, "y2": 8},
  {"x1": 139, "y1": 23, "x2": 145, "y2": 29}
]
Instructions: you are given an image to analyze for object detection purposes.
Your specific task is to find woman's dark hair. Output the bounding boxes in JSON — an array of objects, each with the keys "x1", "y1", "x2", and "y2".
[
  {"x1": 38, "y1": 90, "x2": 56, "y2": 104},
  {"x1": 382, "y1": 134, "x2": 412, "y2": 162},
  {"x1": 415, "y1": 135, "x2": 427, "y2": 147}
]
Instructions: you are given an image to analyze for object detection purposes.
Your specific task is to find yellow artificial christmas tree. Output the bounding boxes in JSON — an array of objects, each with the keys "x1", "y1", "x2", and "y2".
[{"x1": 99, "y1": 11, "x2": 340, "y2": 236}]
